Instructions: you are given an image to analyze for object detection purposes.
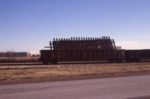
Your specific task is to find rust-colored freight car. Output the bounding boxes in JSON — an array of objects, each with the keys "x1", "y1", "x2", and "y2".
[{"x1": 40, "y1": 36, "x2": 123, "y2": 64}]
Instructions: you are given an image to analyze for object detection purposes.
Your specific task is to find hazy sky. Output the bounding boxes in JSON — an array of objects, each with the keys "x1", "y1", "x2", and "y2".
[{"x1": 0, "y1": 0, "x2": 150, "y2": 52}]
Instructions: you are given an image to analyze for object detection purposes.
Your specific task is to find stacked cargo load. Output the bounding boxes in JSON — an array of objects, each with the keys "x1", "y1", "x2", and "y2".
[{"x1": 40, "y1": 36, "x2": 123, "y2": 64}]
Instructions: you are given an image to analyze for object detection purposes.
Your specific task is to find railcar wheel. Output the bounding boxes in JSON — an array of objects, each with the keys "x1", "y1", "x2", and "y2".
[
  {"x1": 51, "y1": 61, "x2": 58, "y2": 64},
  {"x1": 43, "y1": 61, "x2": 48, "y2": 65}
]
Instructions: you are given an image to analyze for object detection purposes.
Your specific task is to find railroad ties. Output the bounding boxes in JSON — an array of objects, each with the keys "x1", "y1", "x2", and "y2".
[{"x1": 48, "y1": 36, "x2": 120, "y2": 62}]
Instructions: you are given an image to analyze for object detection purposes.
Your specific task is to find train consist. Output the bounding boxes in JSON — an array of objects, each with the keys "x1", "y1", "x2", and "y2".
[{"x1": 40, "y1": 36, "x2": 150, "y2": 64}]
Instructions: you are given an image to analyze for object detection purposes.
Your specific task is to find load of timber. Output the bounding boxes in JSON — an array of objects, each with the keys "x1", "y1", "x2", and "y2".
[{"x1": 40, "y1": 36, "x2": 123, "y2": 64}]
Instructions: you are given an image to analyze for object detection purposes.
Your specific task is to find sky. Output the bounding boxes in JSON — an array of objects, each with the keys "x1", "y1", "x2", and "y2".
[{"x1": 0, "y1": 0, "x2": 150, "y2": 52}]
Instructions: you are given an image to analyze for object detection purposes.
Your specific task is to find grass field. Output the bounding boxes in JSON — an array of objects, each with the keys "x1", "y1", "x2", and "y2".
[{"x1": 1, "y1": 62, "x2": 150, "y2": 84}]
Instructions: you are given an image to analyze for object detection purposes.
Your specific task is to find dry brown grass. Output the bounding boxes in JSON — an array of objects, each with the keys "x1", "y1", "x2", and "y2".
[{"x1": 1, "y1": 63, "x2": 150, "y2": 83}]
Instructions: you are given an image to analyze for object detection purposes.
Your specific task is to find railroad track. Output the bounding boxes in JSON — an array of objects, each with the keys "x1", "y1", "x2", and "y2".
[
  {"x1": 0, "y1": 62, "x2": 42, "y2": 66},
  {"x1": 0, "y1": 62, "x2": 52, "y2": 69},
  {"x1": 0, "y1": 61, "x2": 150, "y2": 69}
]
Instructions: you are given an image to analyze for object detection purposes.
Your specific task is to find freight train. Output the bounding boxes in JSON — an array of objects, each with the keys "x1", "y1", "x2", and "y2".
[{"x1": 40, "y1": 36, "x2": 150, "y2": 64}]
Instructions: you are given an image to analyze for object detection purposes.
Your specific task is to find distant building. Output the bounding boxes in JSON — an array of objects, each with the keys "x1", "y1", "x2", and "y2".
[
  {"x1": 0, "y1": 52, "x2": 29, "y2": 57},
  {"x1": 15, "y1": 52, "x2": 29, "y2": 57}
]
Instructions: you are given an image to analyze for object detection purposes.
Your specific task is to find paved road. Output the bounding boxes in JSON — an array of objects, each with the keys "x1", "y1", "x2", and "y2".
[{"x1": 0, "y1": 75, "x2": 150, "y2": 99}]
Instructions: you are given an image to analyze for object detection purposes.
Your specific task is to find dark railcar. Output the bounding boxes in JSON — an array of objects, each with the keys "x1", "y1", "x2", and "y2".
[
  {"x1": 124, "y1": 49, "x2": 150, "y2": 62},
  {"x1": 140, "y1": 50, "x2": 150, "y2": 61},
  {"x1": 125, "y1": 50, "x2": 141, "y2": 62},
  {"x1": 40, "y1": 36, "x2": 123, "y2": 64},
  {"x1": 40, "y1": 50, "x2": 51, "y2": 64}
]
